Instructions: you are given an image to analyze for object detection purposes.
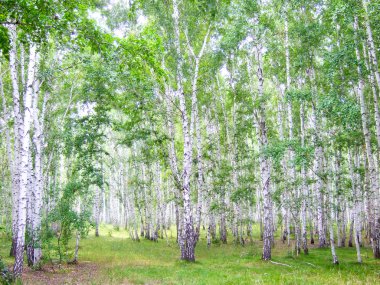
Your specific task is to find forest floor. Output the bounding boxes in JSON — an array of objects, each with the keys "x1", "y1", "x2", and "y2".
[{"x1": 1, "y1": 225, "x2": 380, "y2": 285}]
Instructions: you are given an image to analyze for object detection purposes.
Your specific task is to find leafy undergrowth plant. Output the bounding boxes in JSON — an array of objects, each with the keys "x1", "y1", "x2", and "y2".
[{"x1": 0, "y1": 256, "x2": 13, "y2": 285}]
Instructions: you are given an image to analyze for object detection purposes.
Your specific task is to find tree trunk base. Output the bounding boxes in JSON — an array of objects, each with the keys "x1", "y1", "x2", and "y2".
[{"x1": 9, "y1": 239, "x2": 16, "y2": 257}]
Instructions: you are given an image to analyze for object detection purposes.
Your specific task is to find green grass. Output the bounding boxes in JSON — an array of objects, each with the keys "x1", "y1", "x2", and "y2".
[{"x1": 1, "y1": 226, "x2": 380, "y2": 284}]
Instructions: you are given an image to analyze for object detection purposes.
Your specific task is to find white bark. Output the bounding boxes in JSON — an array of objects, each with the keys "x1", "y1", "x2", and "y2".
[
  {"x1": 300, "y1": 101, "x2": 308, "y2": 254},
  {"x1": 273, "y1": 78, "x2": 289, "y2": 244},
  {"x1": 328, "y1": 162, "x2": 339, "y2": 265},
  {"x1": 354, "y1": 17, "x2": 380, "y2": 258},
  {"x1": 0, "y1": 55, "x2": 14, "y2": 207},
  {"x1": 14, "y1": 42, "x2": 38, "y2": 276},
  {"x1": 29, "y1": 75, "x2": 45, "y2": 266},
  {"x1": 308, "y1": 67, "x2": 326, "y2": 247},
  {"x1": 172, "y1": 0, "x2": 196, "y2": 261},
  {"x1": 184, "y1": 26, "x2": 210, "y2": 241},
  {"x1": 362, "y1": 0, "x2": 380, "y2": 93},
  {"x1": 285, "y1": 8, "x2": 298, "y2": 251},
  {"x1": 348, "y1": 149, "x2": 362, "y2": 263},
  {"x1": 6, "y1": 24, "x2": 22, "y2": 258},
  {"x1": 255, "y1": 43, "x2": 273, "y2": 260},
  {"x1": 94, "y1": 185, "x2": 101, "y2": 237},
  {"x1": 362, "y1": 43, "x2": 380, "y2": 152}
]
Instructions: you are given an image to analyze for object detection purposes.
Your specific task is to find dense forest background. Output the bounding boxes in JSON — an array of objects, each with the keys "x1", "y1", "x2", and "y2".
[{"x1": 0, "y1": 0, "x2": 380, "y2": 282}]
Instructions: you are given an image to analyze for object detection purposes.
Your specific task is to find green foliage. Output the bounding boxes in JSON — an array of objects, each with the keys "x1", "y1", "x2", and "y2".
[
  {"x1": 112, "y1": 25, "x2": 167, "y2": 150},
  {"x1": 47, "y1": 181, "x2": 93, "y2": 263},
  {"x1": 263, "y1": 141, "x2": 287, "y2": 165},
  {"x1": 230, "y1": 186, "x2": 255, "y2": 205},
  {"x1": 294, "y1": 144, "x2": 314, "y2": 170},
  {"x1": 0, "y1": 0, "x2": 96, "y2": 43},
  {"x1": 285, "y1": 88, "x2": 313, "y2": 103},
  {"x1": 0, "y1": 256, "x2": 13, "y2": 285},
  {"x1": 318, "y1": 91, "x2": 362, "y2": 140}
]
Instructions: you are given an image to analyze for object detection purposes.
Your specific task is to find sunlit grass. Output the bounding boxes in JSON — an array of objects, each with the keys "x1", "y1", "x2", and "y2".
[
  {"x1": 80, "y1": 225, "x2": 380, "y2": 284},
  {"x1": 1, "y1": 225, "x2": 379, "y2": 284}
]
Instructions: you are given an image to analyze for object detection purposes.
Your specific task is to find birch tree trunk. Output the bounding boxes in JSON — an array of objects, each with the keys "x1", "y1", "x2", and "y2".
[
  {"x1": 14, "y1": 42, "x2": 38, "y2": 277},
  {"x1": 284, "y1": 5, "x2": 297, "y2": 250},
  {"x1": 308, "y1": 67, "x2": 327, "y2": 248},
  {"x1": 348, "y1": 149, "x2": 362, "y2": 263},
  {"x1": 334, "y1": 152, "x2": 346, "y2": 247},
  {"x1": 362, "y1": 0, "x2": 380, "y2": 92},
  {"x1": 194, "y1": 110, "x2": 204, "y2": 241},
  {"x1": 6, "y1": 24, "x2": 22, "y2": 258},
  {"x1": 328, "y1": 160, "x2": 339, "y2": 265},
  {"x1": 72, "y1": 232, "x2": 80, "y2": 264},
  {"x1": 354, "y1": 17, "x2": 380, "y2": 258},
  {"x1": 231, "y1": 94, "x2": 242, "y2": 245},
  {"x1": 162, "y1": 85, "x2": 182, "y2": 244},
  {"x1": 362, "y1": 43, "x2": 380, "y2": 153},
  {"x1": 274, "y1": 80, "x2": 288, "y2": 244},
  {"x1": 0, "y1": 55, "x2": 16, "y2": 251},
  {"x1": 185, "y1": 26, "x2": 210, "y2": 241},
  {"x1": 172, "y1": 0, "x2": 197, "y2": 261},
  {"x1": 219, "y1": 83, "x2": 230, "y2": 244},
  {"x1": 255, "y1": 44, "x2": 273, "y2": 260},
  {"x1": 95, "y1": 185, "x2": 101, "y2": 237},
  {"x1": 28, "y1": 75, "x2": 45, "y2": 266},
  {"x1": 300, "y1": 101, "x2": 308, "y2": 254}
]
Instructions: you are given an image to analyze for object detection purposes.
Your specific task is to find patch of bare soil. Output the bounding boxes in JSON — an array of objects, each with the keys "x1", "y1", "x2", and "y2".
[{"x1": 22, "y1": 261, "x2": 99, "y2": 285}]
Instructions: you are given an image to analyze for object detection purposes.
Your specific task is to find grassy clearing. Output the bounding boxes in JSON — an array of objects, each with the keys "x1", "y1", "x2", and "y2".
[{"x1": 1, "y1": 225, "x2": 379, "y2": 284}]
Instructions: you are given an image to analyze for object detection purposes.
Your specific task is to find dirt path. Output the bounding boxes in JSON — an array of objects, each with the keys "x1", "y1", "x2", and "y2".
[{"x1": 22, "y1": 262, "x2": 99, "y2": 285}]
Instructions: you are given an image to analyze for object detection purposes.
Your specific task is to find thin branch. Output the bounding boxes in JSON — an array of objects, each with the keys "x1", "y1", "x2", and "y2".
[
  {"x1": 270, "y1": 261, "x2": 292, "y2": 267},
  {"x1": 184, "y1": 28, "x2": 196, "y2": 59}
]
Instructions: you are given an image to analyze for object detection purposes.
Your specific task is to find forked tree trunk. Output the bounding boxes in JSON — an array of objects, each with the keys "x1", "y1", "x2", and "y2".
[
  {"x1": 171, "y1": 0, "x2": 211, "y2": 260},
  {"x1": 187, "y1": 28, "x2": 209, "y2": 240}
]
